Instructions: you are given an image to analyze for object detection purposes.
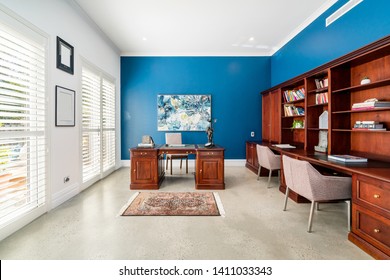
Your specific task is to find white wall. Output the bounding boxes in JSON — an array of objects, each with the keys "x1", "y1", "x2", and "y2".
[{"x1": 0, "y1": 0, "x2": 121, "y2": 209}]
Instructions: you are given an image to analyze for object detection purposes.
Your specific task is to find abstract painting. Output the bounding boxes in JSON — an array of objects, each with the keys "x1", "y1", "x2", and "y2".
[{"x1": 157, "y1": 95, "x2": 211, "y2": 131}]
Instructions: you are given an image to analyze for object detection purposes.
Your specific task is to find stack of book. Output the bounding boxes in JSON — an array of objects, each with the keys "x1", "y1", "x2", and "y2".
[
  {"x1": 352, "y1": 100, "x2": 390, "y2": 110},
  {"x1": 283, "y1": 88, "x2": 305, "y2": 103},
  {"x1": 353, "y1": 121, "x2": 386, "y2": 131},
  {"x1": 328, "y1": 155, "x2": 367, "y2": 163},
  {"x1": 284, "y1": 105, "x2": 304, "y2": 116}
]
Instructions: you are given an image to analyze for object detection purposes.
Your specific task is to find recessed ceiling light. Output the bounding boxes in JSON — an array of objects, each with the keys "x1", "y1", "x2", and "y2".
[
  {"x1": 142, "y1": 37, "x2": 147, "y2": 41},
  {"x1": 249, "y1": 37, "x2": 255, "y2": 41}
]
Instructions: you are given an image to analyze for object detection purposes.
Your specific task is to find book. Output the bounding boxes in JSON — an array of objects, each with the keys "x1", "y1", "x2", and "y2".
[
  {"x1": 138, "y1": 143, "x2": 155, "y2": 147},
  {"x1": 352, "y1": 101, "x2": 390, "y2": 109},
  {"x1": 328, "y1": 155, "x2": 367, "y2": 163},
  {"x1": 272, "y1": 144, "x2": 296, "y2": 149}
]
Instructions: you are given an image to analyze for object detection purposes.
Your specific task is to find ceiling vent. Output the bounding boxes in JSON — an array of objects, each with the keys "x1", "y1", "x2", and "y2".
[{"x1": 326, "y1": 0, "x2": 363, "y2": 27}]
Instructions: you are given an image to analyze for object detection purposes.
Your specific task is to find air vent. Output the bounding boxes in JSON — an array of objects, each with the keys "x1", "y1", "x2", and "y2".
[{"x1": 326, "y1": 0, "x2": 363, "y2": 27}]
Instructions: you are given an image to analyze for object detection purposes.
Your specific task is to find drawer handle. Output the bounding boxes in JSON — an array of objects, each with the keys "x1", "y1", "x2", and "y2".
[
  {"x1": 373, "y1": 194, "x2": 380, "y2": 199},
  {"x1": 374, "y1": 229, "x2": 380, "y2": 233},
  {"x1": 133, "y1": 169, "x2": 136, "y2": 172},
  {"x1": 200, "y1": 169, "x2": 202, "y2": 173}
]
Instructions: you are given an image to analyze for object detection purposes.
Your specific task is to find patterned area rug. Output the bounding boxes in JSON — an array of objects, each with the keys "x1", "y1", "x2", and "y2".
[{"x1": 120, "y1": 192, "x2": 224, "y2": 216}]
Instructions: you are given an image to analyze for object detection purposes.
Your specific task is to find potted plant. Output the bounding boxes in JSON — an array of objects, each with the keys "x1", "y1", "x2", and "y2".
[{"x1": 361, "y1": 76, "x2": 371, "y2": 85}]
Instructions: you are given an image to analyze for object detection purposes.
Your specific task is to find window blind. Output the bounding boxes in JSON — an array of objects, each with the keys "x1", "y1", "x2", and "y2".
[
  {"x1": 0, "y1": 23, "x2": 46, "y2": 226},
  {"x1": 82, "y1": 66, "x2": 115, "y2": 183}
]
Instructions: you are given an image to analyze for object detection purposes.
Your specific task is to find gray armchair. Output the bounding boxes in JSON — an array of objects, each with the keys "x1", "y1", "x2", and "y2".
[
  {"x1": 256, "y1": 145, "x2": 281, "y2": 187},
  {"x1": 282, "y1": 155, "x2": 352, "y2": 232}
]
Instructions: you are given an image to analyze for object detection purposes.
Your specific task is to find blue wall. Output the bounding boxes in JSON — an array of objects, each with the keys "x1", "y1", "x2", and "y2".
[
  {"x1": 121, "y1": 57, "x2": 271, "y2": 159},
  {"x1": 271, "y1": 0, "x2": 390, "y2": 86}
]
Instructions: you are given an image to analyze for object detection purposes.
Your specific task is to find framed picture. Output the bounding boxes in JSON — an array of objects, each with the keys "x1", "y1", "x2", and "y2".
[
  {"x1": 157, "y1": 94, "x2": 211, "y2": 131},
  {"x1": 55, "y1": 86, "x2": 75, "y2": 127},
  {"x1": 56, "y1": 36, "x2": 74, "y2": 74}
]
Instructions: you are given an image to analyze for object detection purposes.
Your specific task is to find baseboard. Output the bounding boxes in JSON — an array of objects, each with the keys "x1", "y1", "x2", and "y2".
[
  {"x1": 51, "y1": 183, "x2": 79, "y2": 209},
  {"x1": 121, "y1": 159, "x2": 246, "y2": 167}
]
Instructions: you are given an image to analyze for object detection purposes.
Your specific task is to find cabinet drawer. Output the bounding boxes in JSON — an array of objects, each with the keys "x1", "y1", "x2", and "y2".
[
  {"x1": 131, "y1": 150, "x2": 156, "y2": 157},
  {"x1": 353, "y1": 204, "x2": 390, "y2": 256},
  {"x1": 354, "y1": 175, "x2": 390, "y2": 216},
  {"x1": 198, "y1": 151, "x2": 223, "y2": 157}
]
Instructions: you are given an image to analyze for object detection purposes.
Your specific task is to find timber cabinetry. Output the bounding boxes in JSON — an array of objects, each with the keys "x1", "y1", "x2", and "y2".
[
  {"x1": 245, "y1": 141, "x2": 259, "y2": 173},
  {"x1": 262, "y1": 89, "x2": 281, "y2": 143},
  {"x1": 130, "y1": 148, "x2": 163, "y2": 190},
  {"x1": 195, "y1": 147, "x2": 225, "y2": 190},
  {"x1": 259, "y1": 35, "x2": 390, "y2": 259},
  {"x1": 281, "y1": 80, "x2": 305, "y2": 146}
]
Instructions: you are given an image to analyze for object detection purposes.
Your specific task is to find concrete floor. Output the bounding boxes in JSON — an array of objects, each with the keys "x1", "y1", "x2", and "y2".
[{"x1": 0, "y1": 166, "x2": 372, "y2": 260}]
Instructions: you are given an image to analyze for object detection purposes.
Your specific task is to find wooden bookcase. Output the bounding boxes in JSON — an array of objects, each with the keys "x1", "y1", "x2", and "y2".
[
  {"x1": 280, "y1": 80, "x2": 305, "y2": 147},
  {"x1": 262, "y1": 88, "x2": 281, "y2": 143}
]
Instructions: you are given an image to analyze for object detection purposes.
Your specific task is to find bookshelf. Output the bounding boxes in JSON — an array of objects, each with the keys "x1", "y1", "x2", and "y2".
[
  {"x1": 259, "y1": 35, "x2": 390, "y2": 260},
  {"x1": 281, "y1": 80, "x2": 305, "y2": 146}
]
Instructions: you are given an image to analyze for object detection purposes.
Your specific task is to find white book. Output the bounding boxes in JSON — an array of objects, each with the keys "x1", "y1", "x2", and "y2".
[{"x1": 328, "y1": 155, "x2": 367, "y2": 163}]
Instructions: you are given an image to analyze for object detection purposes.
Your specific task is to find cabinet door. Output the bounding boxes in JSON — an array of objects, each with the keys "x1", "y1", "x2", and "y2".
[
  {"x1": 196, "y1": 150, "x2": 224, "y2": 189},
  {"x1": 270, "y1": 89, "x2": 281, "y2": 143},
  {"x1": 131, "y1": 157, "x2": 157, "y2": 184},
  {"x1": 262, "y1": 93, "x2": 271, "y2": 141}
]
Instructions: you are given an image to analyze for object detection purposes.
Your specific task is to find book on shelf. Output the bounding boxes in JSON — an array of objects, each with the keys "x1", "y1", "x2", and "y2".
[
  {"x1": 315, "y1": 92, "x2": 328, "y2": 104},
  {"x1": 353, "y1": 121, "x2": 384, "y2": 129},
  {"x1": 283, "y1": 88, "x2": 305, "y2": 103},
  {"x1": 314, "y1": 78, "x2": 328, "y2": 89},
  {"x1": 352, "y1": 100, "x2": 390, "y2": 110},
  {"x1": 284, "y1": 104, "x2": 304, "y2": 116},
  {"x1": 328, "y1": 155, "x2": 367, "y2": 163},
  {"x1": 352, "y1": 128, "x2": 386, "y2": 131},
  {"x1": 138, "y1": 143, "x2": 155, "y2": 147}
]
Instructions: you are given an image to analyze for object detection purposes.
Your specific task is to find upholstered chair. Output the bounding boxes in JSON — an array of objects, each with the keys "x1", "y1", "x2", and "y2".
[
  {"x1": 256, "y1": 145, "x2": 281, "y2": 187},
  {"x1": 282, "y1": 155, "x2": 352, "y2": 232},
  {"x1": 165, "y1": 133, "x2": 188, "y2": 175}
]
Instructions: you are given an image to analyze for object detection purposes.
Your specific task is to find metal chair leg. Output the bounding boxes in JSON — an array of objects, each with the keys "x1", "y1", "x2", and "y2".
[
  {"x1": 267, "y1": 169, "x2": 272, "y2": 188},
  {"x1": 170, "y1": 158, "x2": 172, "y2": 175},
  {"x1": 346, "y1": 200, "x2": 351, "y2": 232},
  {"x1": 186, "y1": 157, "x2": 188, "y2": 174},
  {"x1": 283, "y1": 187, "x2": 290, "y2": 211},
  {"x1": 257, "y1": 165, "x2": 261, "y2": 180},
  {"x1": 308, "y1": 201, "x2": 316, "y2": 232}
]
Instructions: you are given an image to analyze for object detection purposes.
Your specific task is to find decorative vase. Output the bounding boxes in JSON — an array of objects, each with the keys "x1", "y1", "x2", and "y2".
[{"x1": 361, "y1": 78, "x2": 371, "y2": 85}]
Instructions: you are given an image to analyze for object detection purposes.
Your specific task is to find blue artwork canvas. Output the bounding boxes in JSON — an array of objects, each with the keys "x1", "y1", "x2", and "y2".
[{"x1": 157, "y1": 95, "x2": 211, "y2": 131}]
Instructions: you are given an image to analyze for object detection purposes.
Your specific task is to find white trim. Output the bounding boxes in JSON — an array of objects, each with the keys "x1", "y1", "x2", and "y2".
[
  {"x1": 271, "y1": 0, "x2": 338, "y2": 55},
  {"x1": 121, "y1": 159, "x2": 246, "y2": 167},
  {"x1": 121, "y1": 51, "x2": 273, "y2": 57},
  {"x1": 51, "y1": 183, "x2": 79, "y2": 209}
]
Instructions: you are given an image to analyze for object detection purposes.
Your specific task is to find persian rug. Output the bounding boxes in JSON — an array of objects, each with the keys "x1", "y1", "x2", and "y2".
[{"x1": 119, "y1": 192, "x2": 224, "y2": 216}]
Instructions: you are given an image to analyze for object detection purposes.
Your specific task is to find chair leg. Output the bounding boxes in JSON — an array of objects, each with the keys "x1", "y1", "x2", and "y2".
[
  {"x1": 317, "y1": 202, "x2": 320, "y2": 211},
  {"x1": 267, "y1": 169, "x2": 272, "y2": 188},
  {"x1": 346, "y1": 200, "x2": 351, "y2": 232},
  {"x1": 185, "y1": 157, "x2": 188, "y2": 174},
  {"x1": 180, "y1": 158, "x2": 183, "y2": 169},
  {"x1": 166, "y1": 156, "x2": 169, "y2": 170},
  {"x1": 257, "y1": 165, "x2": 261, "y2": 180},
  {"x1": 170, "y1": 158, "x2": 173, "y2": 175},
  {"x1": 308, "y1": 201, "x2": 316, "y2": 232},
  {"x1": 283, "y1": 187, "x2": 290, "y2": 211}
]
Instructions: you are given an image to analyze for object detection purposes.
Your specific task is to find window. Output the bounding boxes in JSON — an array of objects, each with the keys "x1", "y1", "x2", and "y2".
[
  {"x1": 81, "y1": 65, "x2": 116, "y2": 184},
  {"x1": 0, "y1": 14, "x2": 47, "y2": 230}
]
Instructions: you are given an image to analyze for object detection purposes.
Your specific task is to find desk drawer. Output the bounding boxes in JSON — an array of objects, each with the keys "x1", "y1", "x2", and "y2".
[
  {"x1": 353, "y1": 204, "x2": 390, "y2": 256},
  {"x1": 354, "y1": 174, "x2": 390, "y2": 216},
  {"x1": 131, "y1": 150, "x2": 156, "y2": 157},
  {"x1": 197, "y1": 151, "x2": 223, "y2": 158}
]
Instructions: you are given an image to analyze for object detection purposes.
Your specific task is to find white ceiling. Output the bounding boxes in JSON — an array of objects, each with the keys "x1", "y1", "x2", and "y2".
[{"x1": 72, "y1": 0, "x2": 337, "y2": 56}]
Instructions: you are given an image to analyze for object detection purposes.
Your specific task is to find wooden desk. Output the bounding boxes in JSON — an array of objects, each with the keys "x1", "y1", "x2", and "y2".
[
  {"x1": 258, "y1": 142, "x2": 390, "y2": 260},
  {"x1": 129, "y1": 144, "x2": 225, "y2": 190}
]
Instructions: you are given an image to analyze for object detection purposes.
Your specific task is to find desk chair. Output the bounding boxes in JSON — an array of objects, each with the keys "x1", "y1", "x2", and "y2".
[
  {"x1": 282, "y1": 155, "x2": 352, "y2": 232},
  {"x1": 256, "y1": 145, "x2": 281, "y2": 187},
  {"x1": 165, "y1": 133, "x2": 188, "y2": 175}
]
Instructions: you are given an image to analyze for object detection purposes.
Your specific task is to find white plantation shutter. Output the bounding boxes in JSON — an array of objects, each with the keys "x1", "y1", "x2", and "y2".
[
  {"x1": 82, "y1": 66, "x2": 115, "y2": 183},
  {"x1": 102, "y1": 78, "x2": 115, "y2": 172},
  {"x1": 0, "y1": 21, "x2": 46, "y2": 227}
]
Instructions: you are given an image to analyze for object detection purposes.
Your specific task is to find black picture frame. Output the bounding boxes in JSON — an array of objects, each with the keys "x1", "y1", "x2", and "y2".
[
  {"x1": 56, "y1": 37, "x2": 74, "y2": 74},
  {"x1": 55, "y1": 86, "x2": 75, "y2": 127}
]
